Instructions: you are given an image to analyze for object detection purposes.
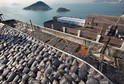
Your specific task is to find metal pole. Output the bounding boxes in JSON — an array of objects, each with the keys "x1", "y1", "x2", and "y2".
[
  {"x1": 0, "y1": 14, "x2": 3, "y2": 22},
  {"x1": 84, "y1": 37, "x2": 86, "y2": 49},
  {"x1": 51, "y1": 24, "x2": 54, "y2": 29},
  {"x1": 30, "y1": 20, "x2": 33, "y2": 30},
  {"x1": 63, "y1": 27, "x2": 66, "y2": 33},
  {"x1": 90, "y1": 17, "x2": 95, "y2": 28},
  {"x1": 78, "y1": 30, "x2": 81, "y2": 37}
]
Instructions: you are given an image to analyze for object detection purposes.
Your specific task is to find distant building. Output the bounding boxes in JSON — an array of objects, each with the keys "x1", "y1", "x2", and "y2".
[
  {"x1": 56, "y1": 17, "x2": 86, "y2": 26},
  {"x1": 44, "y1": 16, "x2": 86, "y2": 31}
]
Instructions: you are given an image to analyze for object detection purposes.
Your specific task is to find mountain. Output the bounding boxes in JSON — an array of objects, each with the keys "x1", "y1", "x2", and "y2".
[
  {"x1": 23, "y1": 1, "x2": 52, "y2": 11},
  {"x1": 94, "y1": 0, "x2": 124, "y2": 3},
  {"x1": 56, "y1": 7, "x2": 70, "y2": 12}
]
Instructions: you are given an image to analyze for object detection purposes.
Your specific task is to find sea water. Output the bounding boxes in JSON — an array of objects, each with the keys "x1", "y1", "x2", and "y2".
[{"x1": 0, "y1": 3, "x2": 124, "y2": 26}]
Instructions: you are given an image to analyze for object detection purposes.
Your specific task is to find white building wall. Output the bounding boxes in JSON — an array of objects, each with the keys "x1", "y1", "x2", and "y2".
[{"x1": 57, "y1": 17, "x2": 85, "y2": 26}]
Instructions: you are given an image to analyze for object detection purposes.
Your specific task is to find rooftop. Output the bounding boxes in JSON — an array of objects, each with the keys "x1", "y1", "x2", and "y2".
[
  {"x1": 0, "y1": 24, "x2": 111, "y2": 83},
  {"x1": 1, "y1": 19, "x2": 124, "y2": 84}
]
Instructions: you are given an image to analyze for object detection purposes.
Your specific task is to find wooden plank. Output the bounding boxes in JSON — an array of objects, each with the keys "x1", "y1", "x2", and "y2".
[
  {"x1": 110, "y1": 38, "x2": 123, "y2": 46},
  {"x1": 81, "y1": 31, "x2": 97, "y2": 40},
  {"x1": 47, "y1": 37, "x2": 62, "y2": 46},
  {"x1": 100, "y1": 36, "x2": 123, "y2": 46},
  {"x1": 66, "y1": 27, "x2": 78, "y2": 34}
]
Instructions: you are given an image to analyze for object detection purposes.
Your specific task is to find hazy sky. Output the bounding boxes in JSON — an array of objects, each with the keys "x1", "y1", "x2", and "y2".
[{"x1": 0, "y1": 0, "x2": 94, "y2": 6}]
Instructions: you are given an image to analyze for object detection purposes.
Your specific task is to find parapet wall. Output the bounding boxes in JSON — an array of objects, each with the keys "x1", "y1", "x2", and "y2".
[
  {"x1": 44, "y1": 20, "x2": 123, "y2": 46},
  {"x1": 16, "y1": 20, "x2": 124, "y2": 58}
]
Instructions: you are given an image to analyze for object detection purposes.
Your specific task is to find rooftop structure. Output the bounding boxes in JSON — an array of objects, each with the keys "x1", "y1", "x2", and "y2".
[
  {"x1": 57, "y1": 17, "x2": 86, "y2": 26},
  {"x1": 85, "y1": 14, "x2": 124, "y2": 36},
  {"x1": 0, "y1": 24, "x2": 112, "y2": 83},
  {"x1": 44, "y1": 15, "x2": 124, "y2": 47},
  {"x1": 1, "y1": 18, "x2": 124, "y2": 84},
  {"x1": 44, "y1": 16, "x2": 86, "y2": 31}
]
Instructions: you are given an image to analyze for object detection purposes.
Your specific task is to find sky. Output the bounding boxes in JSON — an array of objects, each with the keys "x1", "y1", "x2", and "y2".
[{"x1": 0, "y1": 0, "x2": 94, "y2": 6}]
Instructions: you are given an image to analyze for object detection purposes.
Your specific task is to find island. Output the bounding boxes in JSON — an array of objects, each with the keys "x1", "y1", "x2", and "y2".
[
  {"x1": 23, "y1": 1, "x2": 52, "y2": 11},
  {"x1": 56, "y1": 7, "x2": 70, "y2": 12}
]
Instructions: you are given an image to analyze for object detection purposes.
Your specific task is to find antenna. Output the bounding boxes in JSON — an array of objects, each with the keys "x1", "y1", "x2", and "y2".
[
  {"x1": 0, "y1": 14, "x2": 3, "y2": 22},
  {"x1": 29, "y1": 20, "x2": 34, "y2": 31},
  {"x1": 114, "y1": 11, "x2": 124, "y2": 26},
  {"x1": 0, "y1": 10, "x2": 4, "y2": 22}
]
